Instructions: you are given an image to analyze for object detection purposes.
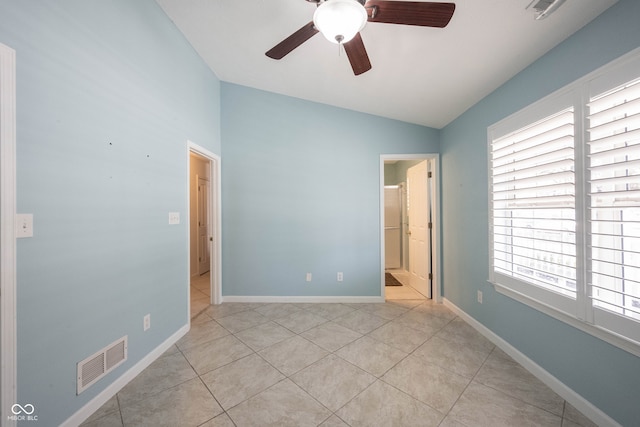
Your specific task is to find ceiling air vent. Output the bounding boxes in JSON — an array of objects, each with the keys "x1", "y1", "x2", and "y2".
[
  {"x1": 526, "y1": 0, "x2": 567, "y2": 20},
  {"x1": 77, "y1": 336, "x2": 128, "y2": 394}
]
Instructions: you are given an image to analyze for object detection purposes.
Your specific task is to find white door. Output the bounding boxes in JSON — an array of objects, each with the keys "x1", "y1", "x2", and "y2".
[
  {"x1": 407, "y1": 161, "x2": 431, "y2": 298},
  {"x1": 197, "y1": 177, "x2": 210, "y2": 275}
]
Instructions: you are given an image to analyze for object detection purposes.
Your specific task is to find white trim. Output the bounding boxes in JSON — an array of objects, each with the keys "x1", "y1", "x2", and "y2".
[
  {"x1": 222, "y1": 296, "x2": 385, "y2": 303},
  {"x1": 187, "y1": 141, "x2": 222, "y2": 306},
  {"x1": 443, "y1": 298, "x2": 622, "y2": 427},
  {"x1": 380, "y1": 154, "x2": 442, "y2": 303},
  {"x1": 0, "y1": 42, "x2": 17, "y2": 426},
  {"x1": 61, "y1": 324, "x2": 189, "y2": 427},
  {"x1": 492, "y1": 281, "x2": 640, "y2": 358},
  {"x1": 429, "y1": 156, "x2": 442, "y2": 303}
]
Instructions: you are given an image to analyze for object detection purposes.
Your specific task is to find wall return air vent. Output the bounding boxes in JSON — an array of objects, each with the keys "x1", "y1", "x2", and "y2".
[{"x1": 77, "y1": 336, "x2": 128, "y2": 394}]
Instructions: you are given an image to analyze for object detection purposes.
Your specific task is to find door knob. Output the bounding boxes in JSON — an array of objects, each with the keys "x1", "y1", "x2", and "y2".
[{"x1": 209, "y1": 237, "x2": 213, "y2": 241}]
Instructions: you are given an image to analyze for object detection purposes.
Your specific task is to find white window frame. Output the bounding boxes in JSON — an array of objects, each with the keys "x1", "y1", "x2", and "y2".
[{"x1": 488, "y1": 48, "x2": 640, "y2": 357}]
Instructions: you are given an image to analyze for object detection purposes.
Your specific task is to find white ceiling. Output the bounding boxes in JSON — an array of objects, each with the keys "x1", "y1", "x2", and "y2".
[{"x1": 156, "y1": 0, "x2": 617, "y2": 129}]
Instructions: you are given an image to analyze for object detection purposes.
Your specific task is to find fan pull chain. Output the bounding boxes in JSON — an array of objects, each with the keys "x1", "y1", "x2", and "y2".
[{"x1": 336, "y1": 34, "x2": 344, "y2": 58}]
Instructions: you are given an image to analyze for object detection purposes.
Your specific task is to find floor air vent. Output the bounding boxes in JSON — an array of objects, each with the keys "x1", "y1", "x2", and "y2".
[{"x1": 77, "y1": 336, "x2": 127, "y2": 394}]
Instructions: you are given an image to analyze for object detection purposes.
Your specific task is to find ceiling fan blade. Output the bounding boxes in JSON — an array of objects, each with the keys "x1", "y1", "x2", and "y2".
[
  {"x1": 365, "y1": 1, "x2": 455, "y2": 27},
  {"x1": 265, "y1": 21, "x2": 319, "y2": 60},
  {"x1": 343, "y1": 33, "x2": 372, "y2": 76}
]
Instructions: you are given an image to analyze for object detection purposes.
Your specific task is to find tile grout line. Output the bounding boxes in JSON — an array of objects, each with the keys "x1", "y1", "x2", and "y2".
[
  {"x1": 220, "y1": 304, "x2": 395, "y2": 426},
  {"x1": 435, "y1": 341, "x2": 497, "y2": 427},
  {"x1": 91, "y1": 299, "x2": 587, "y2": 427},
  {"x1": 468, "y1": 358, "x2": 568, "y2": 423},
  {"x1": 194, "y1": 301, "x2": 442, "y2": 427}
]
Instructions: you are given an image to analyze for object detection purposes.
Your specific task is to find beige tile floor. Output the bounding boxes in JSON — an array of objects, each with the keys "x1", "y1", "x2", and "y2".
[
  {"x1": 190, "y1": 272, "x2": 212, "y2": 318},
  {"x1": 384, "y1": 270, "x2": 428, "y2": 300},
  {"x1": 81, "y1": 275, "x2": 598, "y2": 427}
]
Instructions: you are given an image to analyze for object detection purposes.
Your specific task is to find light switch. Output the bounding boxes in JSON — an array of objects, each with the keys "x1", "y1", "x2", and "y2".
[
  {"x1": 16, "y1": 214, "x2": 33, "y2": 238},
  {"x1": 168, "y1": 212, "x2": 180, "y2": 225}
]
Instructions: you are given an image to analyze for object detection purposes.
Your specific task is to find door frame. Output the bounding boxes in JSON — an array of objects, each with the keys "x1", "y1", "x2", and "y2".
[
  {"x1": 380, "y1": 154, "x2": 441, "y2": 302},
  {"x1": 0, "y1": 42, "x2": 17, "y2": 425},
  {"x1": 187, "y1": 141, "x2": 221, "y2": 308}
]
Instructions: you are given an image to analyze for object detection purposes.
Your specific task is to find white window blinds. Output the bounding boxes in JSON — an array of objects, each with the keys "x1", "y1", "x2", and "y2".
[
  {"x1": 491, "y1": 109, "x2": 577, "y2": 299},
  {"x1": 588, "y1": 77, "x2": 640, "y2": 341},
  {"x1": 489, "y1": 49, "x2": 640, "y2": 355}
]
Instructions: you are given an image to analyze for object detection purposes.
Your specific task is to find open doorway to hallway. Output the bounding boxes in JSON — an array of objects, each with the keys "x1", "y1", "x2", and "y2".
[
  {"x1": 189, "y1": 152, "x2": 211, "y2": 318},
  {"x1": 187, "y1": 142, "x2": 222, "y2": 319},
  {"x1": 381, "y1": 155, "x2": 441, "y2": 302}
]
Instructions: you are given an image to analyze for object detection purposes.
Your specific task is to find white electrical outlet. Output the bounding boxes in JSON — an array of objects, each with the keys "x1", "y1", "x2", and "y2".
[
  {"x1": 337, "y1": 272, "x2": 343, "y2": 282},
  {"x1": 16, "y1": 213, "x2": 33, "y2": 238},
  {"x1": 306, "y1": 273, "x2": 312, "y2": 282},
  {"x1": 168, "y1": 212, "x2": 180, "y2": 225},
  {"x1": 143, "y1": 314, "x2": 151, "y2": 331},
  {"x1": 477, "y1": 290, "x2": 483, "y2": 304}
]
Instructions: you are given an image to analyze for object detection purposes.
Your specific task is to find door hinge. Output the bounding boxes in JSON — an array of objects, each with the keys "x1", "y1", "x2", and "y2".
[
  {"x1": 428, "y1": 273, "x2": 433, "y2": 280},
  {"x1": 428, "y1": 171, "x2": 432, "y2": 178},
  {"x1": 428, "y1": 222, "x2": 433, "y2": 229}
]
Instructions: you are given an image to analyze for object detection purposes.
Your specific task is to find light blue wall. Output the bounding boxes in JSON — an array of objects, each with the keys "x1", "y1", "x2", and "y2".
[
  {"x1": 391, "y1": 160, "x2": 423, "y2": 186},
  {"x1": 4, "y1": 0, "x2": 638, "y2": 424},
  {"x1": 221, "y1": 83, "x2": 439, "y2": 297},
  {"x1": 383, "y1": 163, "x2": 398, "y2": 185},
  {"x1": 384, "y1": 160, "x2": 423, "y2": 186},
  {"x1": 0, "y1": 1, "x2": 221, "y2": 424},
  {"x1": 440, "y1": 0, "x2": 640, "y2": 424}
]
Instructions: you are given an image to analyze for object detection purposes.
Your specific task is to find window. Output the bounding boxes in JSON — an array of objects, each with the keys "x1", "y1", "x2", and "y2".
[{"x1": 489, "y1": 49, "x2": 640, "y2": 354}]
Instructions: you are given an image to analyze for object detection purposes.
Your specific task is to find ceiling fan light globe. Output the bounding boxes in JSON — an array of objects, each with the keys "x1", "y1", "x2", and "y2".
[{"x1": 313, "y1": 0, "x2": 367, "y2": 44}]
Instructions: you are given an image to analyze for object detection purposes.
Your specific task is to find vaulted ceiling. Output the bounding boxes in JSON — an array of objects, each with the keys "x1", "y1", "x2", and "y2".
[{"x1": 156, "y1": 0, "x2": 617, "y2": 128}]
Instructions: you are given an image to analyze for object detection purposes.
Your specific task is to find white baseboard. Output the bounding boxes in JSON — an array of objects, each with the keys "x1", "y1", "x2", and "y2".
[
  {"x1": 222, "y1": 295, "x2": 385, "y2": 303},
  {"x1": 442, "y1": 298, "x2": 620, "y2": 427},
  {"x1": 61, "y1": 323, "x2": 190, "y2": 427}
]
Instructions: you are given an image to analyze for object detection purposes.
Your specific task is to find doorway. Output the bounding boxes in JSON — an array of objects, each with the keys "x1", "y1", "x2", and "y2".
[
  {"x1": 380, "y1": 155, "x2": 441, "y2": 302},
  {"x1": 187, "y1": 142, "x2": 221, "y2": 319}
]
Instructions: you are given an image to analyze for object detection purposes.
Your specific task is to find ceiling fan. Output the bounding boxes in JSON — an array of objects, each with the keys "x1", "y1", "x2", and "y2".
[{"x1": 265, "y1": 0, "x2": 456, "y2": 76}]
